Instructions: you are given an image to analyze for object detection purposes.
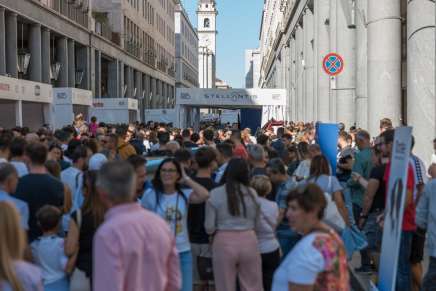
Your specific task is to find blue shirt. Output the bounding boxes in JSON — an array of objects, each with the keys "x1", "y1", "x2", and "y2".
[{"x1": 0, "y1": 190, "x2": 29, "y2": 230}]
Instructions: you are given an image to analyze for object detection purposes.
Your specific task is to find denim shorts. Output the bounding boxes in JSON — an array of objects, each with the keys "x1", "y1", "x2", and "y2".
[{"x1": 363, "y1": 210, "x2": 383, "y2": 251}]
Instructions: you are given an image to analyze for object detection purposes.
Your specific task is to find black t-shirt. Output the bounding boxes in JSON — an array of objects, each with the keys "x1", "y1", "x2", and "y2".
[
  {"x1": 369, "y1": 164, "x2": 386, "y2": 213},
  {"x1": 14, "y1": 174, "x2": 64, "y2": 242},
  {"x1": 188, "y1": 176, "x2": 216, "y2": 244},
  {"x1": 71, "y1": 210, "x2": 99, "y2": 278}
]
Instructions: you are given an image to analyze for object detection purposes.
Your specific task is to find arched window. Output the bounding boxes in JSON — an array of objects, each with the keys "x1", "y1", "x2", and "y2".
[{"x1": 204, "y1": 18, "x2": 210, "y2": 28}]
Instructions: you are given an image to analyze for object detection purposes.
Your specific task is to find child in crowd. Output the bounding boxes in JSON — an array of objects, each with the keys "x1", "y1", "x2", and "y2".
[{"x1": 31, "y1": 205, "x2": 70, "y2": 291}]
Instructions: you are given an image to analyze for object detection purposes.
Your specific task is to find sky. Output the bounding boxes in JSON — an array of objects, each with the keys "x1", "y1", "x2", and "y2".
[{"x1": 180, "y1": 0, "x2": 264, "y2": 88}]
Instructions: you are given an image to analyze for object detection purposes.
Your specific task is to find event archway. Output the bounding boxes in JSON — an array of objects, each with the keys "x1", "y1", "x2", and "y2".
[{"x1": 175, "y1": 88, "x2": 287, "y2": 131}]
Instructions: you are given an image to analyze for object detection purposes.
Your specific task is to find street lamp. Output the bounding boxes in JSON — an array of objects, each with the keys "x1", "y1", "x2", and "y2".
[
  {"x1": 75, "y1": 70, "x2": 84, "y2": 85},
  {"x1": 50, "y1": 62, "x2": 61, "y2": 81},
  {"x1": 17, "y1": 51, "x2": 31, "y2": 75}
]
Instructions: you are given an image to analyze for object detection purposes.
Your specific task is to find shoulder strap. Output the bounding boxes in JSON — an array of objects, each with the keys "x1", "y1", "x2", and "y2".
[
  {"x1": 76, "y1": 208, "x2": 82, "y2": 231},
  {"x1": 75, "y1": 172, "x2": 81, "y2": 190},
  {"x1": 327, "y1": 175, "x2": 332, "y2": 191}
]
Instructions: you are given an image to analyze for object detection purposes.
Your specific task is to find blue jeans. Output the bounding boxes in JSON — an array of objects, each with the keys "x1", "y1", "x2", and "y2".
[
  {"x1": 179, "y1": 250, "x2": 193, "y2": 291},
  {"x1": 361, "y1": 210, "x2": 383, "y2": 268},
  {"x1": 44, "y1": 277, "x2": 69, "y2": 291},
  {"x1": 276, "y1": 229, "x2": 301, "y2": 259},
  {"x1": 396, "y1": 231, "x2": 413, "y2": 291}
]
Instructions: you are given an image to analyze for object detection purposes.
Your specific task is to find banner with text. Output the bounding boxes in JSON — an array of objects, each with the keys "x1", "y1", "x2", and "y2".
[{"x1": 378, "y1": 127, "x2": 412, "y2": 291}]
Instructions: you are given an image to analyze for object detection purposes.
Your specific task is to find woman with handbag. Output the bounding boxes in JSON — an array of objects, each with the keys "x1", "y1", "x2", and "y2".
[
  {"x1": 271, "y1": 184, "x2": 349, "y2": 291},
  {"x1": 299, "y1": 155, "x2": 350, "y2": 228},
  {"x1": 251, "y1": 175, "x2": 281, "y2": 291},
  {"x1": 65, "y1": 171, "x2": 106, "y2": 291},
  {"x1": 205, "y1": 158, "x2": 263, "y2": 291},
  {"x1": 141, "y1": 158, "x2": 210, "y2": 291}
]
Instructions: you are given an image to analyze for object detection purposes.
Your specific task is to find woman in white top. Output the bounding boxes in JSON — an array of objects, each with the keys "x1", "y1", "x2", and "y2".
[
  {"x1": 251, "y1": 175, "x2": 280, "y2": 291},
  {"x1": 0, "y1": 201, "x2": 43, "y2": 291},
  {"x1": 300, "y1": 155, "x2": 350, "y2": 227},
  {"x1": 271, "y1": 184, "x2": 349, "y2": 291},
  {"x1": 141, "y1": 157, "x2": 209, "y2": 291}
]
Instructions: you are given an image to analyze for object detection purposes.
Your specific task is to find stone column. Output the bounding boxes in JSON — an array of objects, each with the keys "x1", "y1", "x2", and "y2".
[
  {"x1": 15, "y1": 100, "x2": 22, "y2": 127},
  {"x1": 119, "y1": 62, "x2": 125, "y2": 97},
  {"x1": 143, "y1": 74, "x2": 150, "y2": 108},
  {"x1": 295, "y1": 24, "x2": 304, "y2": 122},
  {"x1": 108, "y1": 59, "x2": 120, "y2": 98},
  {"x1": 6, "y1": 12, "x2": 18, "y2": 78},
  {"x1": 68, "y1": 39, "x2": 75, "y2": 87},
  {"x1": 368, "y1": 0, "x2": 402, "y2": 135},
  {"x1": 304, "y1": 8, "x2": 315, "y2": 122},
  {"x1": 56, "y1": 37, "x2": 68, "y2": 87},
  {"x1": 94, "y1": 50, "x2": 101, "y2": 97},
  {"x1": 407, "y1": 0, "x2": 435, "y2": 164},
  {"x1": 41, "y1": 28, "x2": 51, "y2": 84},
  {"x1": 0, "y1": 8, "x2": 6, "y2": 75},
  {"x1": 76, "y1": 46, "x2": 91, "y2": 90},
  {"x1": 315, "y1": 0, "x2": 331, "y2": 122},
  {"x1": 135, "y1": 70, "x2": 142, "y2": 99},
  {"x1": 151, "y1": 77, "x2": 157, "y2": 109},
  {"x1": 163, "y1": 82, "x2": 168, "y2": 108},
  {"x1": 126, "y1": 67, "x2": 134, "y2": 98},
  {"x1": 334, "y1": 0, "x2": 356, "y2": 127},
  {"x1": 29, "y1": 24, "x2": 42, "y2": 82},
  {"x1": 289, "y1": 35, "x2": 296, "y2": 121},
  {"x1": 355, "y1": 0, "x2": 368, "y2": 129}
]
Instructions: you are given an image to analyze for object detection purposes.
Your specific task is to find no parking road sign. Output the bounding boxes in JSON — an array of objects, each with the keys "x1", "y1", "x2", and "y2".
[{"x1": 323, "y1": 53, "x2": 344, "y2": 76}]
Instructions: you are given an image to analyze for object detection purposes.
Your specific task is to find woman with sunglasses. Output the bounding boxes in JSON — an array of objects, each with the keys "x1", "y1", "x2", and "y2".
[
  {"x1": 141, "y1": 158, "x2": 210, "y2": 291},
  {"x1": 271, "y1": 184, "x2": 349, "y2": 291}
]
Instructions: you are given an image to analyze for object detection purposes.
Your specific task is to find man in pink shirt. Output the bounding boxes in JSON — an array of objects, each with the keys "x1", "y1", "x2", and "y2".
[{"x1": 94, "y1": 161, "x2": 181, "y2": 291}]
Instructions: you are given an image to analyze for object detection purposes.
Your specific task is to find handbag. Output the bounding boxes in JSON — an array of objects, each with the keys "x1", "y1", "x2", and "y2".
[
  {"x1": 322, "y1": 177, "x2": 346, "y2": 232},
  {"x1": 197, "y1": 256, "x2": 214, "y2": 281},
  {"x1": 341, "y1": 225, "x2": 368, "y2": 260}
]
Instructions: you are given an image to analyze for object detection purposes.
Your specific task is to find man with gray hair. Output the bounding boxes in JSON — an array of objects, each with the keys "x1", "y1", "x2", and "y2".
[
  {"x1": 0, "y1": 163, "x2": 28, "y2": 229},
  {"x1": 247, "y1": 144, "x2": 268, "y2": 177},
  {"x1": 93, "y1": 161, "x2": 181, "y2": 291}
]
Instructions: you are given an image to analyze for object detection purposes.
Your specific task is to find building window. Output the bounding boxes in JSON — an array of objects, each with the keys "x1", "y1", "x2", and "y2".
[{"x1": 204, "y1": 18, "x2": 210, "y2": 28}]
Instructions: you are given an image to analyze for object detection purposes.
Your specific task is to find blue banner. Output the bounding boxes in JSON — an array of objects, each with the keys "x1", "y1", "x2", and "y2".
[{"x1": 315, "y1": 123, "x2": 339, "y2": 175}]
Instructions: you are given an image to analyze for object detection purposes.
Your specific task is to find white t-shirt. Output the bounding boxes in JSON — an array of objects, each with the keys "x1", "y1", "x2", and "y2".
[
  {"x1": 141, "y1": 188, "x2": 193, "y2": 253},
  {"x1": 30, "y1": 235, "x2": 68, "y2": 285},
  {"x1": 293, "y1": 159, "x2": 311, "y2": 179},
  {"x1": 255, "y1": 197, "x2": 280, "y2": 254},
  {"x1": 272, "y1": 233, "x2": 325, "y2": 291}
]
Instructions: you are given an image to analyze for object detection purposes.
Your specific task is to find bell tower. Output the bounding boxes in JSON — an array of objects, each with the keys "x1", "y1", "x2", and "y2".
[{"x1": 197, "y1": 0, "x2": 217, "y2": 88}]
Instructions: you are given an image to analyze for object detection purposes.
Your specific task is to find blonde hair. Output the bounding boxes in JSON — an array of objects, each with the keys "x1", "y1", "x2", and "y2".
[
  {"x1": 0, "y1": 201, "x2": 25, "y2": 291},
  {"x1": 250, "y1": 175, "x2": 272, "y2": 198}
]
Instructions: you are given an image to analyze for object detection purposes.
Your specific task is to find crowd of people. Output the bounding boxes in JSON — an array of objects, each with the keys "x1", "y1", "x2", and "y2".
[{"x1": 0, "y1": 116, "x2": 435, "y2": 291}]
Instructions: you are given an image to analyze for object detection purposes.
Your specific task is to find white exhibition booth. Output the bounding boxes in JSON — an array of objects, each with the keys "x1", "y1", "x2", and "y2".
[
  {"x1": 90, "y1": 98, "x2": 139, "y2": 124},
  {"x1": 52, "y1": 88, "x2": 93, "y2": 129},
  {"x1": 0, "y1": 75, "x2": 53, "y2": 130},
  {"x1": 144, "y1": 109, "x2": 177, "y2": 125},
  {"x1": 175, "y1": 88, "x2": 287, "y2": 130}
]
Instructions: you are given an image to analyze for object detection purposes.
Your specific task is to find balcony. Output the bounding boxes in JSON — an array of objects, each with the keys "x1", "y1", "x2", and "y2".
[
  {"x1": 93, "y1": 12, "x2": 120, "y2": 46},
  {"x1": 40, "y1": 0, "x2": 90, "y2": 28}
]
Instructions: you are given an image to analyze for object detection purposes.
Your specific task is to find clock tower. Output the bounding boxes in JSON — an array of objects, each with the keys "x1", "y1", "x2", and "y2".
[{"x1": 197, "y1": 0, "x2": 217, "y2": 88}]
